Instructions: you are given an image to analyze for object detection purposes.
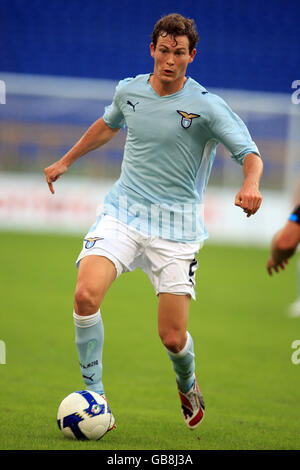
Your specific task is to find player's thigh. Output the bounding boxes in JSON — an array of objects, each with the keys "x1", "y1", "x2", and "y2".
[
  {"x1": 157, "y1": 293, "x2": 191, "y2": 350},
  {"x1": 74, "y1": 255, "x2": 117, "y2": 311},
  {"x1": 144, "y1": 238, "x2": 201, "y2": 300}
]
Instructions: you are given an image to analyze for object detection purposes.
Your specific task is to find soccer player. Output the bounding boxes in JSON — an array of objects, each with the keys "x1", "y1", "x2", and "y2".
[
  {"x1": 267, "y1": 206, "x2": 300, "y2": 315},
  {"x1": 266, "y1": 178, "x2": 300, "y2": 317},
  {"x1": 44, "y1": 13, "x2": 263, "y2": 429},
  {"x1": 285, "y1": 177, "x2": 300, "y2": 317}
]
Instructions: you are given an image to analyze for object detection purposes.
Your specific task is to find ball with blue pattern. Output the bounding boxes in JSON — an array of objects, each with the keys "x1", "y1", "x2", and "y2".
[{"x1": 57, "y1": 390, "x2": 113, "y2": 440}]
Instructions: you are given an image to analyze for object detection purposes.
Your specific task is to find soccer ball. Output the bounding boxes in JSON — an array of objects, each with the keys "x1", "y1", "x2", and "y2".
[{"x1": 57, "y1": 390, "x2": 114, "y2": 440}]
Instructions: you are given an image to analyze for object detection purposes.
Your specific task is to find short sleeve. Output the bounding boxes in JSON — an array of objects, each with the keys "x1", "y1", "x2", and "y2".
[
  {"x1": 102, "y1": 77, "x2": 134, "y2": 129},
  {"x1": 207, "y1": 95, "x2": 261, "y2": 165},
  {"x1": 103, "y1": 101, "x2": 126, "y2": 129}
]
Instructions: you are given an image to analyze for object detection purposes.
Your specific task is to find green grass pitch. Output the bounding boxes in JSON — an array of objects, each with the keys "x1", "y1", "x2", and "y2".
[{"x1": 0, "y1": 230, "x2": 299, "y2": 450}]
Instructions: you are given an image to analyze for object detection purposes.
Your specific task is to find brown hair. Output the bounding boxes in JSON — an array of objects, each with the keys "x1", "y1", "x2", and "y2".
[{"x1": 151, "y1": 13, "x2": 199, "y2": 53}]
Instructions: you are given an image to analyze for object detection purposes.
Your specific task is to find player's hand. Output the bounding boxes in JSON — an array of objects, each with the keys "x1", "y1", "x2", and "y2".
[
  {"x1": 266, "y1": 257, "x2": 289, "y2": 276},
  {"x1": 234, "y1": 182, "x2": 262, "y2": 217},
  {"x1": 44, "y1": 160, "x2": 68, "y2": 194}
]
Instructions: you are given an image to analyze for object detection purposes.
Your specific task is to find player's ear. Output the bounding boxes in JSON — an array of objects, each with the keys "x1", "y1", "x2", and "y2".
[
  {"x1": 189, "y1": 48, "x2": 197, "y2": 63},
  {"x1": 150, "y1": 42, "x2": 155, "y2": 58}
]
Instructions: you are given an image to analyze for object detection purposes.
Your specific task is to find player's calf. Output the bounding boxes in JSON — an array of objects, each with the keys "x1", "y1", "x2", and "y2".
[{"x1": 73, "y1": 310, "x2": 105, "y2": 395}]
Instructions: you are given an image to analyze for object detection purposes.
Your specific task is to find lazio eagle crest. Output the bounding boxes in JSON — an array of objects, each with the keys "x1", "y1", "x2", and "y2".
[
  {"x1": 84, "y1": 237, "x2": 103, "y2": 249},
  {"x1": 177, "y1": 110, "x2": 200, "y2": 129}
]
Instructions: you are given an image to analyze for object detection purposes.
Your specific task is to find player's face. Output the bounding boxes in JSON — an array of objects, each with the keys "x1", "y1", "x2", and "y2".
[{"x1": 150, "y1": 34, "x2": 196, "y2": 86}]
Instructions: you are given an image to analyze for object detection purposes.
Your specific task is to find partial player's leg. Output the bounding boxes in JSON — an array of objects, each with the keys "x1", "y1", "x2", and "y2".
[
  {"x1": 158, "y1": 292, "x2": 190, "y2": 353},
  {"x1": 158, "y1": 293, "x2": 205, "y2": 429},
  {"x1": 73, "y1": 255, "x2": 117, "y2": 396},
  {"x1": 74, "y1": 254, "x2": 117, "y2": 315},
  {"x1": 158, "y1": 293, "x2": 194, "y2": 391},
  {"x1": 71, "y1": 215, "x2": 142, "y2": 432}
]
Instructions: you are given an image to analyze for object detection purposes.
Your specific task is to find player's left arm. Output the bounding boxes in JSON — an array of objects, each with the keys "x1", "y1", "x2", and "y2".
[{"x1": 234, "y1": 153, "x2": 263, "y2": 218}]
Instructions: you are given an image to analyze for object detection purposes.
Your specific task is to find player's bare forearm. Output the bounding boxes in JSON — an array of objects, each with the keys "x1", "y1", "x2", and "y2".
[
  {"x1": 267, "y1": 233, "x2": 291, "y2": 275},
  {"x1": 267, "y1": 222, "x2": 300, "y2": 275},
  {"x1": 234, "y1": 153, "x2": 263, "y2": 217},
  {"x1": 60, "y1": 118, "x2": 120, "y2": 168},
  {"x1": 44, "y1": 118, "x2": 120, "y2": 194}
]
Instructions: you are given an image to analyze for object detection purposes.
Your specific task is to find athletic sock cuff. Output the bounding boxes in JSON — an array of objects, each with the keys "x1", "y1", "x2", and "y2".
[
  {"x1": 73, "y1": 310, "x2": 101, "y2": 328},
  {"x1": 166, "y1": 331, "x2": 193, "y2": 357}
]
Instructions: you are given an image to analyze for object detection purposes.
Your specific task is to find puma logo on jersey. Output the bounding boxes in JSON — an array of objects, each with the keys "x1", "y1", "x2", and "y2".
[
  {"x1": 127, "y1": 100, "x2": 139, "y2": 112},
  {"x1": 177, "y1": 110, "x2": 201, "y2": 129}
]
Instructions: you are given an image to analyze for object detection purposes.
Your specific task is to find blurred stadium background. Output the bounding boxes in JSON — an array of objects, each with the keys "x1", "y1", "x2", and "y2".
[{"x1": 0, "y1": 0, "x2": 300, "y2": 242}]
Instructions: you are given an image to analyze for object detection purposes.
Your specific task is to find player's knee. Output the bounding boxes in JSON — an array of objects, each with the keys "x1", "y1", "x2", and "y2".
[
  {"x1": 74, "y1": 285, "x2": 100, "y2": 315},
  {"x1": 159, "y1": 330, "x2": 184, "y2": 353}
]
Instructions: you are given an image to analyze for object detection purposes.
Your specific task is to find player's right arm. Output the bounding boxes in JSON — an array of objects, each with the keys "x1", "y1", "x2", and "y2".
[{"x1": 44, "y1": 117, "x2": 120, "y2": 194}]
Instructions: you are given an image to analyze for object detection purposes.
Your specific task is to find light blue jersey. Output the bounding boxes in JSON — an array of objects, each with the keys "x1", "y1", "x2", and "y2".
[{"x1": 100, "y1": 74, "x2": 260, "y2": 242}]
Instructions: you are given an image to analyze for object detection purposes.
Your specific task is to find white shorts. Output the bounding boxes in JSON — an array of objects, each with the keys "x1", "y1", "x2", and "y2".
[{"x1": 76, "y1": 215, "x2": 202, "y2": 300}]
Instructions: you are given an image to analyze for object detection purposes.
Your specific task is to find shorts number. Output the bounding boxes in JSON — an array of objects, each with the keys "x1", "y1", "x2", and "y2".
[{"x1": 189, "y1": 259, "x2": 198, "y2": 286}]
